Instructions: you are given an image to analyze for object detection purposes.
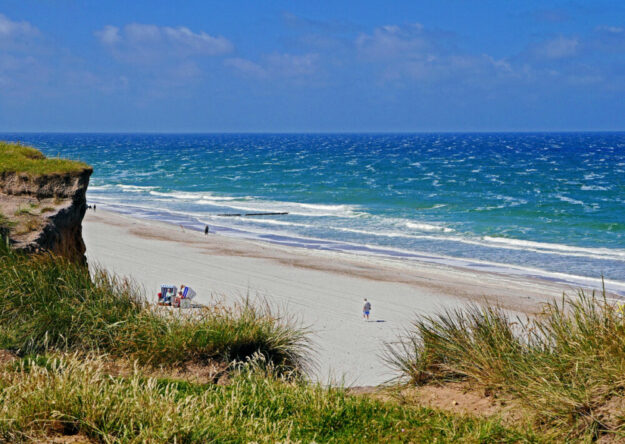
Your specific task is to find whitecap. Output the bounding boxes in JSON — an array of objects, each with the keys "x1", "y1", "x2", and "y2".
[
  {"x1": 581, "y1": 185, "x2": 609, "y2": 191},
  {"x1": 406, "y1": 222, "x2": 455, "y2": 233},
  {"x1": 554, "y1": 194, "x2": 585, "y2": 206},
  {"x1": 117, "y1": 184, "x2": 158, "y2": 192}
]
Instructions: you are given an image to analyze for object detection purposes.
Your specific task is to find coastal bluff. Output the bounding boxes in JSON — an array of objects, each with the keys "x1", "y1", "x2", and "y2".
[{"x1": 0, "y1": 142, "x2": 92, "y2": 264}]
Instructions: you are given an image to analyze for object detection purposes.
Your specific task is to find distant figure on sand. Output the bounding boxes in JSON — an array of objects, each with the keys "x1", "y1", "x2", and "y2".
[
  {"x1": 363, "y1": 298, "x2": 372, "y2": 320},
  {"x1": 93, "y1": 204, "x2": 96, "y2": 212},
  {"x1": 204, "y1": 225, "x2": 209, "y2": 236}
]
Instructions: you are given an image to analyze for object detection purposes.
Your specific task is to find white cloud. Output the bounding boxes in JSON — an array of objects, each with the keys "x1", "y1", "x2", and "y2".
[
  {"x1": 224, "y1": 57, "x2": 267, "y2": 77},
  {"x1": 596, "y1": 25, "x2": 624, "y2": 34},
  {"x1": 95, "y1": 23, "x2": 233, "y2": 63},
  {"x1": 94, "y1": 25, "x2": 120, "y2": 45},
  {"x1": 0, "y1": 14, "x2": 47, "y2": 97},
  {"x1": 266, "y1": 53, "x2": 318, "y2": 76},
  {"x1": 225, "y1": 53, "x2": 318, "y2": 79},
  {"x1": 534, "y1": 36, "x2": 579, "y2": 59},
  {"x1": 0, "y1": 13, "x2": 38, "y2": 39},
  {"x1": 356, "y1": 23, "x2": 431, "y2": 60}
]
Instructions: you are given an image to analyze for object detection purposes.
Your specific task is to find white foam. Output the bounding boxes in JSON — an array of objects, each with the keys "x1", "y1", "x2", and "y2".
[
  {"x1": 333, "y1": 227, "x2": 417, "y2": 238},
  {"x1": 150, "y1": 191, "x2": 239, "y2": 202},
  {"x1": 482, "y1": 236, "x2": 625, "y2": 261},
  {"x1": 209, "y1": 200, "x2": 360, "y2": 218},
  {"x1": 118, "y1": 184, "x2": 158, "y2": 192},
  {"x1": 147, "y1": 190, "x2": 360, "y2": 218},
  {"x1": 581, "y1": 185, "x2": 609, "y2": 191},
  {"x1": 555, "y1": 194, "x2": 585, "y2": 206},
  {"x1": 242, "y1": 218, "x2": 313, "y2": 228},
  {"x1": 406, "y1": 222, "x2": 455, "y2": 232},
  {"x1": 89, "y1": 185, "x2": 113, "y2": 191}
]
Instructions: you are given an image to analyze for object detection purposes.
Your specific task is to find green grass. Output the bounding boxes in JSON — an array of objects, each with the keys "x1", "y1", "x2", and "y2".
[
  {"x1": 13, "y1": 205, "x2": 34, "y2": 216},
  {"x1": 0, "y1": 141, "x2": 89, "y2": 176},
  {"x1": 0, "y1": 245, "x2": 309, "y2": 375},
  {"x1": 0, "y1": 354, "x2": 542, "y2": 443},
  {"x1": 387, "y1": 286, "x2": 625, "y2": 441}
]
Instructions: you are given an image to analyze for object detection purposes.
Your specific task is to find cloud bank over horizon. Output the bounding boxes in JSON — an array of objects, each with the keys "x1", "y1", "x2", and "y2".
[{"x1": 0, "y1": 1, "x2": 624, "y2": 132}]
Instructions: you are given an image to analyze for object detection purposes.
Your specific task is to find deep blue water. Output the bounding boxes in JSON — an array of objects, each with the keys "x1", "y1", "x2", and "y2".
[{"x1": 3, "y1": 133, "x2": 624, "y2": 292}]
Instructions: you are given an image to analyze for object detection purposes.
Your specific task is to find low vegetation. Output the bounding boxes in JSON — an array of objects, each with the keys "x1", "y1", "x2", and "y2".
[
  {"x1": 0, "y1": 245, "x2": 309, "y2": 374},
  {"x1": 0, "y1": 141, "x2": 88, "y2": 175},
  {"x1": 0, "y1": 354, "x2": 539, "y2": 443},
  {"x1": 387, "y1": 286, "x2": 625, "y2": 441}
]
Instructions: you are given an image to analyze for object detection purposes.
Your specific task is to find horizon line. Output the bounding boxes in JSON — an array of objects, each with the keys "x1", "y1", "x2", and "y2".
[{"x1": 1, "y1": 130, "x2": 625, "y2": 136}]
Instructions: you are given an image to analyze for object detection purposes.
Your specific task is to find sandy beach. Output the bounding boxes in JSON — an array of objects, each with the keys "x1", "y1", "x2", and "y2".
[{"x1": 84, "y1": 209, "x2": 584, "y2": 386}]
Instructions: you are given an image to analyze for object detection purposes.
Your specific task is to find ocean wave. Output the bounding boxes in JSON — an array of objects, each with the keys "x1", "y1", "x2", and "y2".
[
  {"x1": 333, "y1": 227, "x2": 418, "y2": 238},
  {"x1": 405, "y1": 222, "x2": 454, "y2": 232},
  {"x1": 118, "y1": 184, "x2": 158, "y2": 192},
  {"x1": 149, "y1": 190, "x2": 239, "y2": 201},
  {"x1": 482, "y1": 236, "x2": 625, "y2": 261},
  {"x1": 209, "y1": 201, "x2": 360, "y2": 218},
  {"x1": 555, "y1": 194, "x2": 585, "y2": 206},
  {"x1": 89, "y1": 185, "x2": 114, "y2": 191},
  {"x1": 147, "y1": 190, "x2": 362, "y2": 218},
  {"x1": 241, "y1": 218, "x2": 313, "y2": 228},
  {"x1": 330, "y1": 227, "x2": 625, "y2": 262},
  {"x1": 581, "y1": 185, "x2": 610, "y2": 191}
]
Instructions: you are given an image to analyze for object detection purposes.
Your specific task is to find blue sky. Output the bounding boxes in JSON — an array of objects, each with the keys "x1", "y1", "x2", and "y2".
[{"x1": 1, "y1": 0, "x2": 624, "y2": 132}]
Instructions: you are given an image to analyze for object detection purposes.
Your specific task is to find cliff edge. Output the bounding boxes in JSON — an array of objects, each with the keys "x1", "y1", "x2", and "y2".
[{"x1": 0, "y1": 142, "x2": 92, "y2": 264}]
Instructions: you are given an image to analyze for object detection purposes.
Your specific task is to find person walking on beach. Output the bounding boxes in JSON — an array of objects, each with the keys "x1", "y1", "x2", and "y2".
[
  {"x1": 363, "y1": 298, "x2": 372, "y2": 321},
  {"x1": 204, "y1": 225, "x2": 209, "y2": 236},
  {"x1": 93, "y1": 204, "x2": 96, "y2": 212}
]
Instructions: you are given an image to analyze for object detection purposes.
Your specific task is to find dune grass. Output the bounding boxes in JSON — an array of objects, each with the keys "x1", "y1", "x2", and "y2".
[
  {"x1": 0, "y1": 141, "x2": 89, "y2": 176},
  {"x1": 387, "y1": 286, "x2": 625, "y2": 440},
  {"x1": 0, "y1": 245, "x2": 309, "y2": 374},
  {"x1": 0, "y1": 354, "x2": 541, "y2": 443}
]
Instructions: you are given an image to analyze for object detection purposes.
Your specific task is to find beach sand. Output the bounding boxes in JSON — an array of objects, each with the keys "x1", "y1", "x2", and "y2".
[{"x1": 83, "y1": 210, "x2": 578, "y2": 386}]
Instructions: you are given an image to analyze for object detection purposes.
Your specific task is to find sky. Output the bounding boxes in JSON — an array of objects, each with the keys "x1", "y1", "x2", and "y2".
[{"x1": 1, "y1": 0, "x2": 624, "y2": 132}]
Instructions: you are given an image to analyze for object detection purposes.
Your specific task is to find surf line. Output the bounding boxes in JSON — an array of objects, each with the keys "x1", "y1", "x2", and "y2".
[{"x1": 217, "y1": 212, "x2": 289, "y2": 217}]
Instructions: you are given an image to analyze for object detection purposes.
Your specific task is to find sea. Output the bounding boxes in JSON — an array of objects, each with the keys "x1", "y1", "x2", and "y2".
[{"x1": 3, "y1": 133, "x2": 624, "y2": 295}]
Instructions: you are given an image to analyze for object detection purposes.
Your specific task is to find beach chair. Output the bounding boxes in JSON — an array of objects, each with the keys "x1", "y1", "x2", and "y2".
[
  {"x1": 158, "y1": 285, "x2": 177, "y2": 306},
  {"x1": 179, "y1": 286, "x2": 197, "y2": 309}
]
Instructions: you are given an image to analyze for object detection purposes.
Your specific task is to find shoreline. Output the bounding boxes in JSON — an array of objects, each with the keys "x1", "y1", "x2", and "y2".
[
  {"x1": 83, "y1": 208, "x2": 612, "y2": 385},
  {"x1": 90, "y1": 199, "x2": 625, "y2": 298}
]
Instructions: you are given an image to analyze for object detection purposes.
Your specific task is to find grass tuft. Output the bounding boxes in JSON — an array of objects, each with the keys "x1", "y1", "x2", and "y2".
[{"x1": 387, "y1": 285, "x2": 625, "y2": 440}]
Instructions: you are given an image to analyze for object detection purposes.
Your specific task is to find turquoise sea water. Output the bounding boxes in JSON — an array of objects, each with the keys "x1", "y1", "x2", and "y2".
[{"x1": 4, "y1": 133, "x2": 624, "y2": 293}]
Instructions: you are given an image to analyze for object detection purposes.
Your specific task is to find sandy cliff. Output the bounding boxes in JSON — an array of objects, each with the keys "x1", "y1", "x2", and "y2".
[{"x1": 0, "y1": 168, "x2": 93, "y2": 263}]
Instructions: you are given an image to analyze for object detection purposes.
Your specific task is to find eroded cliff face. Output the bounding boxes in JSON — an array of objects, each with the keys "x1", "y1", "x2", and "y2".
[{"x1": 0, "y1": 168, "x2": 93, "y2": 264}]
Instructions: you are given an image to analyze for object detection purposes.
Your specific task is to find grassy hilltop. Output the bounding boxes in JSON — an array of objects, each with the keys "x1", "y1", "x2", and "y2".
[{"x1": 0, "y1": 141, "x2": 89, "y2": 176}]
